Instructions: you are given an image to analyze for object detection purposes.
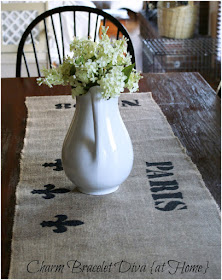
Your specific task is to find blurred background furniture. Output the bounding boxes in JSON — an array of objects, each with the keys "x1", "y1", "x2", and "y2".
[
  {"x1": 1, "y1": 1, "x2": 221, "y2": 91},
  {"x1": 138, "y1": 1, "x2": 221, "y2": 91},
  {"x1": 143, "y1": 37, "x2": 221, "y2": 84},
  {"x1": 157, "y1": 1, "x2": 198, "y2": 39}
]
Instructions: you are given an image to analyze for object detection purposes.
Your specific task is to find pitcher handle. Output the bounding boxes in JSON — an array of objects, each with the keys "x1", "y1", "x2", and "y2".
[{"x1": 90, "y1": 86, "x2": 103, "y2": 163}]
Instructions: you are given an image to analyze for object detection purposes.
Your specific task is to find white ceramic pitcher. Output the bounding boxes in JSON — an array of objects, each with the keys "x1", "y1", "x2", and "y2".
[{"x1": 62, "y1": 86, "x2": 133, "y2": 195}]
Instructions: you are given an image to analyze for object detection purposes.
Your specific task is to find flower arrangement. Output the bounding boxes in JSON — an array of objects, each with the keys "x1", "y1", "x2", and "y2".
[{"x1": 37, "y1": 27, "x2": 141, "y2": 99}]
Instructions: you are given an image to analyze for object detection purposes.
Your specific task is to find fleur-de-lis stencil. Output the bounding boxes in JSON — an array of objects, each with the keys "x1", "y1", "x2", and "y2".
[
  {"x1": 40, "y1": 215, "x2": 84, "y2": 233},
  {"x1": 42, "y1": 159, "x2": 63, "y2": 171},
  {"x1": 31, "y1": 184, "x2": 70, "y2": 199}
]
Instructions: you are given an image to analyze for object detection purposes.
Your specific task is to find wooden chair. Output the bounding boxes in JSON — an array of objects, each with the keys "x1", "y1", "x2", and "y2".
[{"x1": 16, "y1": 6, "x2": 135, "y2": 77}]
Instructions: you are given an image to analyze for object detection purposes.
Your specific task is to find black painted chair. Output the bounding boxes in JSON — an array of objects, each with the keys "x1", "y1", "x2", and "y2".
[{"x1": 16, "y1": 6, "x2": 135, "y2": 77}]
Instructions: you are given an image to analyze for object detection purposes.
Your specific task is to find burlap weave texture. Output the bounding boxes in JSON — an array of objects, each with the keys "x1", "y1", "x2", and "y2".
[{"x1": 9, "y1": 93, "x2": 220, "y2": 279}]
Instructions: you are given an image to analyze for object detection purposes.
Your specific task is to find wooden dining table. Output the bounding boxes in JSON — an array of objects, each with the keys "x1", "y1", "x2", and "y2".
[{"x1": 1, "y1": 72, "x2": 221, "y2": 279}]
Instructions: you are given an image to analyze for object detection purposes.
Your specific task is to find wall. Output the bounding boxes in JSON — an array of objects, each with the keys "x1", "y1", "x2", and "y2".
[{"x1": 1, "y1": 1, "x2": 47, "y2": 77}]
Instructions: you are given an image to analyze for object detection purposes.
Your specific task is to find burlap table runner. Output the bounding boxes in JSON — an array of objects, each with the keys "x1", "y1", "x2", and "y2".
[{"x1": 9, "y1": 93, "x2": 220, "y2": 279}]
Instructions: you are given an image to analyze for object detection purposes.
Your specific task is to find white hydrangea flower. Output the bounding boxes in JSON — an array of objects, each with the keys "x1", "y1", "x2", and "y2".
[
  {"x1": 75, "y1": 68, "x2": 89, "y2": 84},
  {"x1": 37, "y1": 27, "x2": 142, "y2": 99},
  {"x1": 126, "y1": 69, "x2": 141, "y2": 92},
  {"x1": 98, "y1": 67, "x2": 127, "y2": 99}
]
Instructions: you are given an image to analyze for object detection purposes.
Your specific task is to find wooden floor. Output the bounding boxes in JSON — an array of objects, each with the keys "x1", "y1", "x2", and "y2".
[{"x1": 125, "y1": 12, "x2": 220, "y2": 92}]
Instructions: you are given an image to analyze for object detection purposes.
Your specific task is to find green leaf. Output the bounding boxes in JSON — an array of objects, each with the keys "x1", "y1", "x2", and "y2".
[
  {"x1": 70, "y1": 65, "x2": 76, "y2": 75},
  {"x1": 122, "y1": 63, "x2": 135, "y2": 83},
  {"x1": 91, "y1": 55, "x2": 96, "y2": 61},
  {"x1": 75, "y1": 56, "x2": 84, "y2": 65}
]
